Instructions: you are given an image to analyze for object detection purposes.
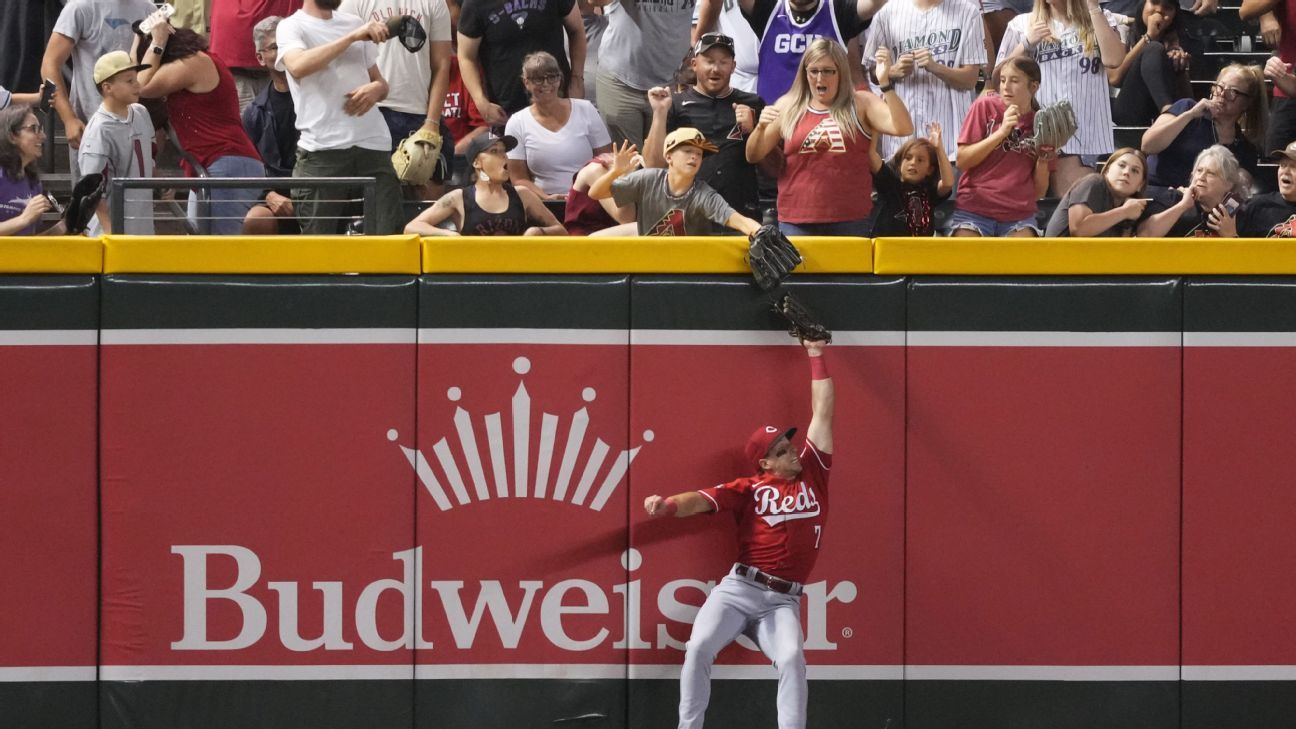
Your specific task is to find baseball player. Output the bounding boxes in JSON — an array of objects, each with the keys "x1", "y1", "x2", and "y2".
[{"x1": 644, "y1": 337, "x2": 834, "y2": 729}]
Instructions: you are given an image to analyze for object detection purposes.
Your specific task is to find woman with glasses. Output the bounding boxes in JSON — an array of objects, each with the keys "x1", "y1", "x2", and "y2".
[
  {"x1": 505, "y1": 51, "x2": 612, "y2": 201},
  {"x1": 745, "y1": 38, "x2": 912, "y2": 237},
  {"x1": 0, "y1": 106, "x2": 66, "y2": 236},
  {"x1": 1141, "y1": 63, "x2": 1267, "y2": 192}
]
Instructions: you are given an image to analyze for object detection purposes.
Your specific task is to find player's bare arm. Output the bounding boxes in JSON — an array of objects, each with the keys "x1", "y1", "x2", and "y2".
[
  {"x1": 644, "y1": 491, "x2": 715, "y2": 518},
  {"x1": 803, "y1": 339, "x2": 834, "y2": 453}
]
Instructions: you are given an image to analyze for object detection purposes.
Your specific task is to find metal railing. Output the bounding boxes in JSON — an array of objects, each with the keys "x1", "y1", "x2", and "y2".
[{"x1": 110, "y1": 177, "x2": 378, "y2": 235}]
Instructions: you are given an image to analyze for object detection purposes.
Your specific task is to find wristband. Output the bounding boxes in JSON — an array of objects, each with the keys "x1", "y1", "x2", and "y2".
[
  {"x1": 809, "y1": 355, "x2": 829, "y2": 380},
  {"x1": 878, "y1": 83, "x2": 895, "y2": 94},
  {"x1": 662, "y1": 497, "x2": 679, "y2": 516}
]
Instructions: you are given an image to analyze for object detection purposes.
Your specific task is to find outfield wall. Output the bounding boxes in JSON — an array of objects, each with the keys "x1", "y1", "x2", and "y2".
[{"x1": 1, "y1": 236, "x2": 1294, "y2": 729}]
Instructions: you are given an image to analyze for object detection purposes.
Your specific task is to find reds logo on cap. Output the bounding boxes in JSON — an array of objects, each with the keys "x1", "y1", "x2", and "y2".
[{"x1": 744, "y1": 425, "x2": 797, "y2": 467}]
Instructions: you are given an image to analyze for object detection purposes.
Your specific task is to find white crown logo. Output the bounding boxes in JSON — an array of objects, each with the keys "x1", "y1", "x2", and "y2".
[{"x1": 388, "y1": 356, "x2": 653, "y2": 512}]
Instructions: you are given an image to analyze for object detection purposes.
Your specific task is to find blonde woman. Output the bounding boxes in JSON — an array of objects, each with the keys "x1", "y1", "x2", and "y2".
[
  {"x1": 745, "y1": 38, "x2": 913, "y2": 236},
  {"x1": 998, "y1": 0, "x2": 1125, "y2": 196}
]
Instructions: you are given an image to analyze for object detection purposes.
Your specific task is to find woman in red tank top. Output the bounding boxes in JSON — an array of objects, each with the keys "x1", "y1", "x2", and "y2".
[
  {"x1": 745, "y1": 39, "x2": 913, "y2": 237},
  {"x1": 133, "y1": 21, "x2": 263, "y2": 235}
]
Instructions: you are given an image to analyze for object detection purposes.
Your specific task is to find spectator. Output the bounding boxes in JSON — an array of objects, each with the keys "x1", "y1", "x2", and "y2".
[
  {"x1": 698, "y1": 0, "x2": 882, "y2": 104},
  {"x1": 441, "y1": 0, "x2": 489, "y2": 157},
  {"x1": 1140, "y1": 144, "x2": 1246, "y2": 236},
  {"x1": 406, "y1": 134, "x2": 567, "y2": 235},
  {"x1": 0, "y1": 105, "x2": 66, "y2": 236},
  {"x1": 341, "y1": 0, "x2": 455, "y2": 198},
  {"x1": 0, "y1": 82, "x2": 53, "y2": 111},
  {"x1": 564, "y1": 154, "x2": 637, "y2": 234},
  {"x1": 210, "y1": 0, "x2": 304, "y2": 112},
  {"x1": 1108, "y1": 0, "x2": 1194, "y2": 127},
  {"x1": 1142, "y1": 64, "x2": 1267, "y2": 191},
  {"x1": 1043, "y1": 147, "x2": 1150, "y2": 236},
  {"x1": 643, "y1": 33, "x2": 766, "y2": 224},
  {"x1": 505, "y1": 51, "x2": 613, "y2": 200},
  {"x1": 691, "y1": 0, "x2": 760, "y2": 94},
  {"x1": 580, "y1": 0, "x2": 608, "y2": 104},
  {"x1": 79, "y1": 50, "x2": 156, "y2": 235},
  {"x1": 591, "y1": 133, "x2": 762, "y2": 236},
  {"x1": 43, "y1": 0, "x2": 156, "y2": 172},
  {"x1": 745, "y1": 40, "x2": 913, "y2": 237},
  {"x1": 242, "y1": 16, "x2": 302, "y2": 234},
  {"x1": 133, "y1": 21, "x2": 264, "y2": 235},
  {"x1": 861, "y1": 0, "x2": 986, "y2": 162},
  {"x1": 1245, "y1": 0, "x2": 1296, "y2": 154},
  {"x1": 457, "y1": 0, "x2": 585, "y2": 123},
  {"x1": 592, "y1": 0, "x2": 696, "y2": 147},
  {"x1": 0, "y1": 2, "x2": 61, "y2": 97},
  {"x1": 950, "y1": 57, "x2": 1053, "y2": 237},
  {"x1": 1238, "y1": 141, "x2": 1296, "y2": 237},
  {"x1": 998, "y1": 0, "x2": 1125, "y2": 196},
  {"x1": 867, "y1": 122, "x2": 954, "y2": 237},
  {"x1": 276, "y1": 0, "x2": 404, "y2": 235},
  {"x1": 982, "y1": 0, "x2": 1035, "y2": 63}
]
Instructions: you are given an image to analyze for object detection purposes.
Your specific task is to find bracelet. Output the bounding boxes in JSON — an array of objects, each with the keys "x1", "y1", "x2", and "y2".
[
  {"x1": 878, "y1": 83, "x2": 895, "y2": 94},
  {"x1": 809, "y1": 354, "x2": 829, "y2": 380}
]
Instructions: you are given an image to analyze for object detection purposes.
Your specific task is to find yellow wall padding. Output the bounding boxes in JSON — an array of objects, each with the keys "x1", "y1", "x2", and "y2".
[
  {"x1": 420, "y1": 236, "x2": 873, "y2": 273},
  {"x1": 102, "y1": 235, "x2": 423, "y2": 274},
  {"x1": 0, "y1": 237, "x2": 103, "y2": 273},
  {"x1": 874, "y1": 237, "x2": 1296, "y2": 275}
]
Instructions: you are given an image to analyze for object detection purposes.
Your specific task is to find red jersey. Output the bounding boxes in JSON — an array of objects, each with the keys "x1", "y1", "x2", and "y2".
[
  {"x1": 778, "y1": 108, "x2": 873, "y2": 224},
  {"x1": 1280, "y1": 0, "x2": 1296, "y2": 99},
  {"x1": 444, "y1": 56, "x2": 487, "y2": 144},
  {"x1": 697, "y1": 440, "x2": 831, "y2": 584}
]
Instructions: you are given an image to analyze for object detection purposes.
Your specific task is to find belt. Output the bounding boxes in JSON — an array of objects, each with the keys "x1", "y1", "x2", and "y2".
[{"x1": 734, "y1": 564, "x2": 802, "y2": 596}]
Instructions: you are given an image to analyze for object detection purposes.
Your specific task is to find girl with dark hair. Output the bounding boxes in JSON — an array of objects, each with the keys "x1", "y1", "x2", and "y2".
[
  {"x1": 1044, "y1": 147, "x2": 1150, "y2": 236},
  {"x1": 133, "y1": 20, "x2": 263, "y2": 235},
  {"x1": 0, "y1": 105, "x2": 66, "y2": 236},
  {"x1": 867, "y1": 122, "x2": 954, "y2": 237},
  {"x1": 1109, "y1": 0, "x2": 1194, "y2": 126}
]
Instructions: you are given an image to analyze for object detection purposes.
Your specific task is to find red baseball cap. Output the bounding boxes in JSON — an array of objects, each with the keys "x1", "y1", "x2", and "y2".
[{"x1": 744, "y1": 425, "x2": 797, "y2": 468}]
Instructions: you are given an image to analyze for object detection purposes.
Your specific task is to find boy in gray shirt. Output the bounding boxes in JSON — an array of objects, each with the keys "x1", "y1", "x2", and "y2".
[
  {"x1": 591, "y1": 127, "x2": 761, "y2": 236},
  {"x1": 79, "y1": 50, "x2": 156, "y2": 235}
]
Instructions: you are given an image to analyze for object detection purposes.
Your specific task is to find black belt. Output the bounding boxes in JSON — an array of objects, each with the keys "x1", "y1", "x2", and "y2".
[{"x1": 735, "y1": 564, "x2": 802, "y2": 596}]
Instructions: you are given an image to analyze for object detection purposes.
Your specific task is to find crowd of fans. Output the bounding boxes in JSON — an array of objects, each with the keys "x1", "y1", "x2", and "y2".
[{"x1": 0, "y1": 0, "x2": 1294, "y2": 238}]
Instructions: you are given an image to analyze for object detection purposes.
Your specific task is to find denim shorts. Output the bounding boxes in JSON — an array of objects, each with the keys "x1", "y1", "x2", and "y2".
[{"x1": 948, "y1": 208, "x2": 1040, "y2": 237}]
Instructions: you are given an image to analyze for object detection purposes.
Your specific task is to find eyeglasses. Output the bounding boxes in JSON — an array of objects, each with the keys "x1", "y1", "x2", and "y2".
[
  {"x1": 526, "y1": 72, "x2": 562, "y2": 85},
  {"x1": 1210, "y1": 83, "x2": 1250, "y2": 102},
  {"x1": 257, "y1": 43, "x2": 278, "y2": 53},
  {"x1": 806, "y1": 67, "x2": 839, "y2": 77},
  {"x1": 15, "y1": 123, "x2": 43, "y2": 135}
]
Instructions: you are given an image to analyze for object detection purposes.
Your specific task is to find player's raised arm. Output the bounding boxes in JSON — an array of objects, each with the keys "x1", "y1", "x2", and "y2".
[
  {"x1": 644, "y1": 492, "x2": 715, "y2": 518},
  {"x1": 803, "y1": 339, "x2": 833, "y2": 454}
]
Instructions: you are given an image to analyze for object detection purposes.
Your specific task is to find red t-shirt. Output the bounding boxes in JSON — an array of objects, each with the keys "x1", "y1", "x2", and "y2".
[
  {"x1": 956, "y1": 92, "x2": 1044, "y2": 223},
  {"x1": 444, "y1": 56, "x2": 487, "y2": 145},
  {"x1": 778, "y1": 108, "x2": 874, "y2": 224},
  {"x1": 1279, "y1": 0, "x2": 1296, "y2": 99},
  {"x1": 209, "y1": 0, "x2": 303, "y2": 70},
  {"x1": 697, "y1": 440, "x2": 831, "y2": 584}
]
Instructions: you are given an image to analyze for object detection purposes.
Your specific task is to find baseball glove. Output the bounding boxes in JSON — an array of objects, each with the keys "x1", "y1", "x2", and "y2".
[
  {"x1": 1029, "y1": 100, "x2": 1079, "y2": 159},
  {"x1": 773, "y1": 293, "x2": 832, "y2": 343},
  {"x1": 747, "y1": 224, "x2": 803, "y2": 291},
  {"x1": 392, "y1": 128, "x2": 444, "y2": 186},
  {"x1": 63, "y1": 173, "x2": 105, "y2": 236}
]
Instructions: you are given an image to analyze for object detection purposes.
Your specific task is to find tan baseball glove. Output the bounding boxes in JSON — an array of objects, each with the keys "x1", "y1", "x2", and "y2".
[{"x1": 392, "y1": 128, "x2": 443, "y2": 186}]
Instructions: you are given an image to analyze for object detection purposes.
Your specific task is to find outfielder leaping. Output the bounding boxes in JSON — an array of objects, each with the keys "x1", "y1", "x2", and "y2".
[{"x1": 644, "y1": 338, "x2": 833, "y2": 729}]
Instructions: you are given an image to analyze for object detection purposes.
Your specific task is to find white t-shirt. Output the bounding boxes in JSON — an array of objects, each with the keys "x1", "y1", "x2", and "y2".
[
  {"x1": 599, "y1": 0, "x2": 694, "y2": 90},
  {"x1": 998, "y1": 10, "x2": 1120, "y2": 155},
  {"x1": 338, "y1": 0, "x2": 452, "y2": 116},
  {"x1": 53, "y1": 0, "x2": 158, "y2": 122},
  {"x1": 275, "y1": 9, "x2": 392, "y2": 152},
  {"x1": 505, "y1": 99, "x2": 612, "y2": 195},
  {"x1": 79, "y1": 103, "x2": 156, "y2": 236},
  {"x1": 862, "y1": 0, "x2": 986, "y2": 161}
]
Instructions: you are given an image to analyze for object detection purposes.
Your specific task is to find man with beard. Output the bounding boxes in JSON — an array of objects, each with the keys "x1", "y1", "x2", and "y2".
[
  {"x1": 642, "y1": 33, "x2": 767, "y2": 228},
  {"x1": 275, "y1": 0, "x2": 404, "y2": 233},
  {"x1": 695, "y1": 0, "x2": 884, "y2": 103},
  {"x1": 1238, "y1": 142, "x2": 1296, "y2": 238}
]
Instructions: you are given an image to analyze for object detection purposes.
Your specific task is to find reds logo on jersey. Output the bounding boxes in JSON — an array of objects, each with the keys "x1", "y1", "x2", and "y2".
[{"x1": 753, "y1": 482, "x2": 821, "y2": 525}]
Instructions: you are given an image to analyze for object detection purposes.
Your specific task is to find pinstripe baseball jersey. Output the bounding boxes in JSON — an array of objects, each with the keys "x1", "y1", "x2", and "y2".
[
  {"x1": 997, "y1": 11, "x2": 1119, "y2": 156},
  {"x1": 862, "y1": 0, "x2": 986, "y2": 161}
]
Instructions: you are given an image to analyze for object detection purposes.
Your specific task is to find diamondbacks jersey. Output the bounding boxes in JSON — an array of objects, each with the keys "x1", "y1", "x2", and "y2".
[
  {"x1": 862, "y1": 0, "x2": 985, "y2": 161},
  {"x1": 697, "y1": 440, "x2": 831, "y2": 584},
  {"x1": 755, "y1": 0, "x2": 846, "y2": 103},
  {"x1": 997, "y1": 11, "x2": 1119, "y2": 156}
]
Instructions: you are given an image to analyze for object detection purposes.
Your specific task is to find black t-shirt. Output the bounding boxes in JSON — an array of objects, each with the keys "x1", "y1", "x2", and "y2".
[
  {"x1": 1237, "y1": 192, "x2": 1296, "y2": 237},
  {"x1": 746, "y1": 0, "x2": 868, "y2": 41},
  {"x1": 459, "y1": 0, "x2": 575, "y2": 114},
  {"x1": 667, "y1": 86, "x2": 766, "y2": 220},
  {"x1": 868, "y1": 162, "x2": 947, "y2": 237},
  {"x1": 1044, "y1": 173, "x2": 1143, "y2": 237},
  {"x1": 267, "y1": 87, "x2": 298, "y2": 177}
]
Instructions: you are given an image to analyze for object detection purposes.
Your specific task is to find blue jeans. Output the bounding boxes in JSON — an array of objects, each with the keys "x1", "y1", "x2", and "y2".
[
  {"x1": 778, "y1": 218, "x2": 873, "y2": 237},
  {"x1": 948, "y1": 208, "x2": 1040, "y2": 237},
  {"x1": 187, "y1": 155, "x2": 265, "y2": 235}
]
